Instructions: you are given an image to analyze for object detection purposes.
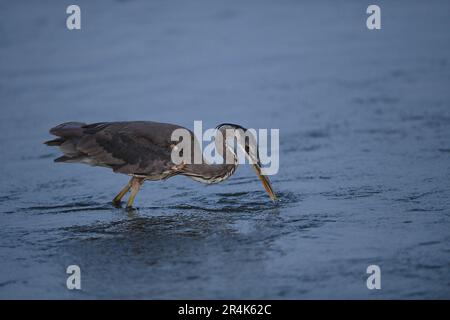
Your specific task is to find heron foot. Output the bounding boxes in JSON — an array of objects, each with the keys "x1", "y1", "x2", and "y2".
[{"x1": 112, "y1": 199, "x2": 123, "y2": 208}]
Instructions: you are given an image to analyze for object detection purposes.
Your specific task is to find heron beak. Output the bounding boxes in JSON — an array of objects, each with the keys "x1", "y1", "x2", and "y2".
[
  {"x1": 233, "y1": 132, "x2": 276, "y2": 202},
  {"x1": 252, "y1": 163, "x2": 277, "y2": 201}
]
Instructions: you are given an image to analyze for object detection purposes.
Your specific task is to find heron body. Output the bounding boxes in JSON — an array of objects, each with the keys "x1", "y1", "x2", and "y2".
[{"x1": 45, "y1": 121, "x2": 275, "y2": 208}]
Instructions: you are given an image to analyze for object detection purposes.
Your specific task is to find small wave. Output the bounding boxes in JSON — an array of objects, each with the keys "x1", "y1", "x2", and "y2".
[
  {"x1": 321, "y1": 186, "x2": 383, "y2": 200},
  {"x1": 23, "y1": 201, "x2": 110, "y2": 214}
]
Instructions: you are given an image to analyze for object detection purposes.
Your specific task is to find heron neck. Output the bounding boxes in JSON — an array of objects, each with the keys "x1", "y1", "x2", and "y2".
[{"x1": 182, "y1": 163, "x2": 237, "y2": 184}]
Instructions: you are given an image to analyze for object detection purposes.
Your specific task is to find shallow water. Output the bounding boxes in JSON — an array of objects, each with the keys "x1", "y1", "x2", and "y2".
[{"x1": 1, "y1": 0, "x2": 450, "y2": 299}]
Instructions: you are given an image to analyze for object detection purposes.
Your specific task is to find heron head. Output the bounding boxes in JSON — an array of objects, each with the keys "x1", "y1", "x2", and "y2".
[{"x1": 215, "y1": 123, "x2": 276, "y2": 201}]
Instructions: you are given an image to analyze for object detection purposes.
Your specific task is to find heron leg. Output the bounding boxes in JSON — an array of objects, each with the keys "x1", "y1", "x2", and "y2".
[
  {"x1": 112, "y1": 178, "x2": 133, "y2": 205},
  {"x1": 126, "y1": 177, "x2": 145, "y2": 209}
]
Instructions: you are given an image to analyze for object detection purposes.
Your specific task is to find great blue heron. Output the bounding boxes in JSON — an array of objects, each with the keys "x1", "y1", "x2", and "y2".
[{"x1": 45, "y1": 121, "x2": 276, "y2": 208}]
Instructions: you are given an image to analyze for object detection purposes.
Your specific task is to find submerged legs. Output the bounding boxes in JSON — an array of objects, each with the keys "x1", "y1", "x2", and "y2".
[
  {"x1": 112, "y1": 177, "x2": 145, "y2": 208},
  {"x1": 112, "y1": 179, "x2": 132, "y2": 205},
  {"x1": 126, "y1": 177, "x2": 145, "y2": 209}
]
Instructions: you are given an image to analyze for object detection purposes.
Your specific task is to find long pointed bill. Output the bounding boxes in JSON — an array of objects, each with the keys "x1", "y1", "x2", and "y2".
[
  {"x1": 252, "y1": 164, "x2": 277, "y2": 201},
  {"x1": 234, "y1": 133, "x2": 276, "y2": 202}
]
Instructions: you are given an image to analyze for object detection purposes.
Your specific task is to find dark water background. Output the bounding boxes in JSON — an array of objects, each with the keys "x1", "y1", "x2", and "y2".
[{"x1": 0, "y1": 0, "x2": 449, "y2": 299}]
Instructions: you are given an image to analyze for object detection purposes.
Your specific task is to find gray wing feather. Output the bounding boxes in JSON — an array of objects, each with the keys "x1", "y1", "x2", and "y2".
[{"x1": 48, "y1": 121, "x2": 187, "y2": 176}]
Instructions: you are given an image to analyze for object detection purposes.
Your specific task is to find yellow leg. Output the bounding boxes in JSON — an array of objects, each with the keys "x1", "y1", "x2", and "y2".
[
  {"x1": 126, "y1": 177, "x2": 144, "y2": 209},
  {"x1": 112, "y1": 179, "x2": 132, "y2": 205}
]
